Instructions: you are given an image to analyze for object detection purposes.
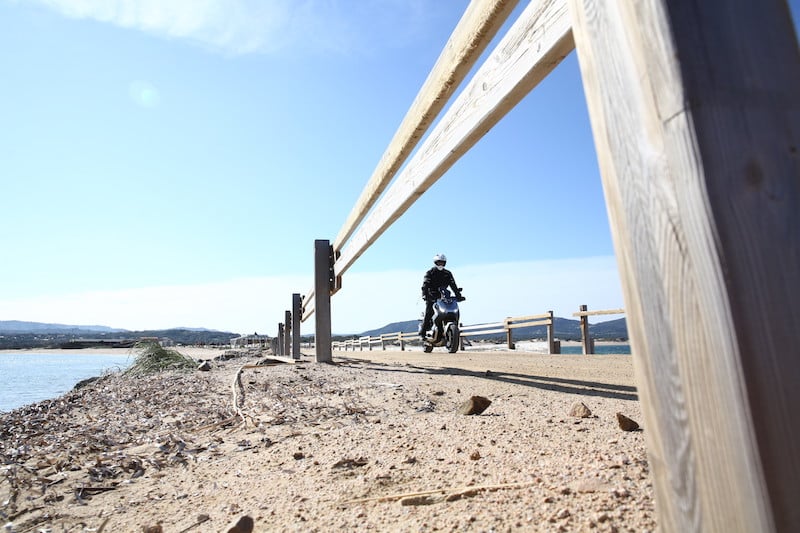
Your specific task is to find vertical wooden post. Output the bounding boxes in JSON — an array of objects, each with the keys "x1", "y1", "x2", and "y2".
[
  {"x1": 505, "y1": 318, "x2": 515, "y2": 349},
  {"x1": 292, "y1": 293, "x2": 301, "y2": 360},
  {"x1": 313, "y1": 239, "x2": 333, "y2": 363},
  {"x1": 547, "y1": 310, "x2": 556, "y2": 354},
  {"x1": 568, "y1": 1, "x2": 800, "y2": 530},
  {"x1": 284, "y1": 310, "x2": 291, "y2": 358},
  {"x1": 579, "y1": 304, "x2": 591, "y2": 355},
  {"x1": 399, "y1": 332, "x2": 405, "y2": 351},
  {"x1": 277, "y1": 324, "x2": 284, "y2": 357}
]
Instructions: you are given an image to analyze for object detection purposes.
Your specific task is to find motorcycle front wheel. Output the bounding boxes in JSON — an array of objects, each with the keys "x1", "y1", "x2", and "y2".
[
  {"x1": 445, "y1": 323, "x2": 460, "y2": 353},
  {"x1": 423, "y1": 343, "x2": 434, "y2": 353}
]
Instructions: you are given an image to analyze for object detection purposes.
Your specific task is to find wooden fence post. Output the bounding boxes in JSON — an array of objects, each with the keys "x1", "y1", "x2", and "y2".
[
  {"x1": 568, "y1": 0, "x2": 800, "y2": 530},
  {"x1": 399, "y1": 332, "x2": 405, "y2": 351},
  {"x1": 313, "y1": 240, "x2": 333, "y2": 363},
  {"x1": 547, "y1": 310, "x2": 556, "y2": 354},
  {"x1": 578, "y1": 304, "x2": 592, "y2": 355},
  {"x1": 292, "y1": 293, "x2": 301, "y2": 360},
  {"x1": 505, "y1": 317, "x2": 515, "y2": 349},
  {"x1": 277, "y1": 323, "x2": 284, "y2": 357},
  {"x1": 283, "y1": 310, "x2": 291, "y2": 358}
]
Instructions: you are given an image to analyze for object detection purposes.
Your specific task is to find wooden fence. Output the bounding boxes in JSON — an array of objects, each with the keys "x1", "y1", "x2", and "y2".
[
  {"x1": 262, "y1": 1, "x2": 799, "y2": 530},
  {"x1": 329, "y1": 307, "x2": 625, "y2": 354},
  {"x1": 332, "y1": 331, "x2": 419, "y2": 352},
  {"x1": 460, "y1": 311, "x2": 559, "y2": 352},
  {"x1": 571, "y1": 305, "x2": 625, "y2": 354}
]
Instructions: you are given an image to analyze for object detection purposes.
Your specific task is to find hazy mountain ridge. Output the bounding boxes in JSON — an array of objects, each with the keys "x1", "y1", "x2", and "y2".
[
  {"x1": 0, "y1": 321, "x2": 238, "y2": 350},
  {"x1": 0, "y1": 321, "x2": 227, "y2": 335},
  {"x1": 359, "y1": 317, "x2": 628, "y2": 341},
  {"x1": 0, "y1": 321, "x2": 126, "y2": 334}
]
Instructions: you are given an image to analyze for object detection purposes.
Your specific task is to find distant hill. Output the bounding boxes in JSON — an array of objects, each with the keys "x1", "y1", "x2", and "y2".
[
  {"x1": 590, "y1": 318, "x2": 628, "y2": 339},
  {"x1": 0, "y1": 321, "x2": 239, "y2": 349},
  {"x1": 359, "y1": 316, "x2": 627, "y2": 341},
  {"x1": 0, "y1": 320, "x2": 126, "y2": 334}
]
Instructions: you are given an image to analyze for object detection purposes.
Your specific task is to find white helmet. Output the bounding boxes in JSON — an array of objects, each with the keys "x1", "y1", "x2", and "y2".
[{"x1": 433, "y1": 253, "x2": 447, "y2": 269}]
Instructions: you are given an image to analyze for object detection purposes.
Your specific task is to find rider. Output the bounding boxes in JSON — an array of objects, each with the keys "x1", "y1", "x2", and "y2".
[{"x1": 420, "y1": 253, "x2": 464, "y2": 339}]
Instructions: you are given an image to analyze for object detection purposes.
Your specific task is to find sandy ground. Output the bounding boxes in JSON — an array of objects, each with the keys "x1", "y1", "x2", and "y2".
[{"x1": 1, "y1": 345, "x2": 655, "y2": 532}]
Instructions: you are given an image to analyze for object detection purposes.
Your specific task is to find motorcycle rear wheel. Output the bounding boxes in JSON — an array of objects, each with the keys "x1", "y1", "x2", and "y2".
[{"x1": 445, "y1": 324, "x2": 460, "y2": 353}]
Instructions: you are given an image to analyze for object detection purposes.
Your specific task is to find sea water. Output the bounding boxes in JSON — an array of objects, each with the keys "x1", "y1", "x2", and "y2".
[
  {"x1": 560, "y1": 344, "x2": 631, "y2": 355},
  {"x1": 0, "y1": 352, "x2": 132, "y2": 413}
]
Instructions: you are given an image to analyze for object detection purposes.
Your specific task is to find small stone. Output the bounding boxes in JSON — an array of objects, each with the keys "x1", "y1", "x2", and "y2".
[
  {"x1": 143, "y1": 526, "x2": 163, "y2": 533},
  {"x1": 73, "y1": 376, "x2": 100, "y2": 389},
  {"x1": 197, "y1": 361, "x2": 212, "y2": 371},
  {"x1": 569, "y1": 402, "x2": 592, "y2": 418},
  {"x1": 226, "y1": 515, "x2": 254, "y2": 533},
  {"x1": 616, "y1": 413, "x2": 640, "y2": 431},
  {"x1": 458, "y1": 396, "x2": 492, "y2": 415},
  {"x1": 469, "y1": 451, "x2": 481, "y2": 460},
  {"x1": 293, "y1": 452, "x2": 305, "y2": 460}
]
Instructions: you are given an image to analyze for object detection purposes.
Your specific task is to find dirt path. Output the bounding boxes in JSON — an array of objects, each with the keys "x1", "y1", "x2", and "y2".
[{"x1": 1, "y1": 348, "x2": 655, "y2": 532}]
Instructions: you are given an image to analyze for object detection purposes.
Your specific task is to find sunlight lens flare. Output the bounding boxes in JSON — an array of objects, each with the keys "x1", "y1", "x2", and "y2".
[{"x1": 128, "y1": 80, "x2": 161, "y2": 108}]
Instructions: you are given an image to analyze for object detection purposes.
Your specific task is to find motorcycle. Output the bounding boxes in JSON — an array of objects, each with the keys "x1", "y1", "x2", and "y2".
[{"x1": 419, "y1": 287, "x2": 465, "y2": 353}]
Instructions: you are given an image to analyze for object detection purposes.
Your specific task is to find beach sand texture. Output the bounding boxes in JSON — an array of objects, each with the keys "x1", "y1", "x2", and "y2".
[{"x1": 0, "y1": 347, "x2": 655, "y2": 532}]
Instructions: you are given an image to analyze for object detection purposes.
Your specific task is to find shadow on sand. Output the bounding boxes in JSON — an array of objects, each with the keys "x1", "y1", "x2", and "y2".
[{"x1": 331, "y1": 357, "x2": 638, "y2": 402}]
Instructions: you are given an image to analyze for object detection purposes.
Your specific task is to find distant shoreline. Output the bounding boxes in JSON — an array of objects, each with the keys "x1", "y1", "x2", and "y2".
[{"x1": 0, "y1": 346, "x2": 228, "y2": 358}]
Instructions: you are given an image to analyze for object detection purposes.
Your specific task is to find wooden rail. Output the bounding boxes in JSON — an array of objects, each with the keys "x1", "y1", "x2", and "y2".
[
  {"x1": 332, "y1": 0, "x2": 521, "y2": 253},
  {"x1": 333, "y1": 0, "x2": 573, "y2": 280}
]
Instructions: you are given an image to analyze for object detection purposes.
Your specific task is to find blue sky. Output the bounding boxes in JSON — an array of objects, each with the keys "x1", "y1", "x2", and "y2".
[{"x1": 2, "y1": 1, "x2": 797, "y2": 334}]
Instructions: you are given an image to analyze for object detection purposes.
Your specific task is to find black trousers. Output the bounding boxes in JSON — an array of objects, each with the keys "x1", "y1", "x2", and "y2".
[{"x1": 422, "y1": 300, "x2": 435, "y2": 333}]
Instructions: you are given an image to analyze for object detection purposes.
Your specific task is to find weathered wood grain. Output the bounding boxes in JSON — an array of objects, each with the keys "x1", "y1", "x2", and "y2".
[{"x1": 568, "y1": 0, "x2": 800, "y2": 530}]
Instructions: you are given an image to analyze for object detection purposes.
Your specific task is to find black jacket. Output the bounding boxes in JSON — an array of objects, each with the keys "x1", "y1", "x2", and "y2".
[{"x1": 421, "y1": 267, "x2": 461, "y2": 301}]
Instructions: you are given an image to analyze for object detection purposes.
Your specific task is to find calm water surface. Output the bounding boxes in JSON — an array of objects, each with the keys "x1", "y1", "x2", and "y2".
[
  {"x1": 560, "y1": 344, "x2": 631, "y2": 355},
  {"x1": 0, "y1": 352, "x2": 132, "y2": 412}
]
